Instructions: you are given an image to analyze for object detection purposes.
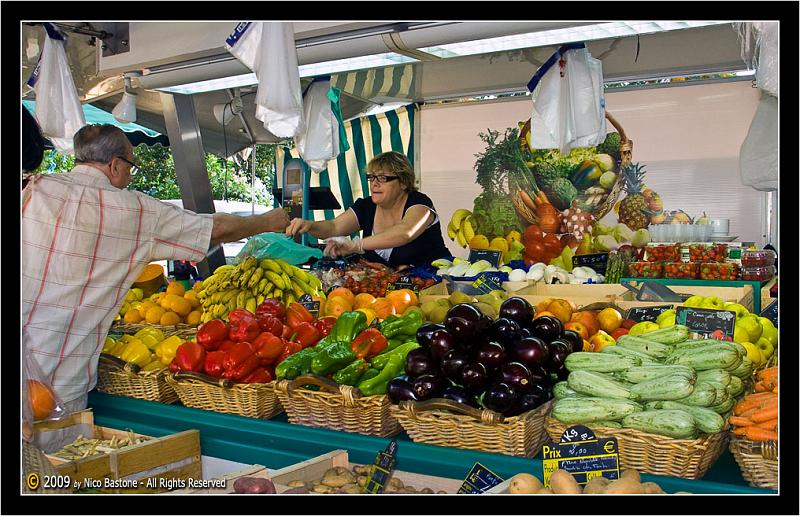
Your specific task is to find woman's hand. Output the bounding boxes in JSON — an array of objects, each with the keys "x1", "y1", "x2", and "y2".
[
  {"x1": 285, "y1": 218, "x2": 314, "y2": 237},
  {"x1": 324, "y1": 237, "x2": 364, "y2": 258}
]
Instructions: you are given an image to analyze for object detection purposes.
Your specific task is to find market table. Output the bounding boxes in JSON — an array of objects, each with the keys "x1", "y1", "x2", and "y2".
[
  {"x1": 620, "y1": 278, "x2": 768, "y2": 313},
  {"x1": 87, "y1": 391, "x2": 773, "y2": 494}
]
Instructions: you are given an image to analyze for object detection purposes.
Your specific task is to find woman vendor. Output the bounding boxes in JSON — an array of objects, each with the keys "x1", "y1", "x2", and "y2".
[{"x1": 285, "y1": 151, "x2": 450, "y2": 268}]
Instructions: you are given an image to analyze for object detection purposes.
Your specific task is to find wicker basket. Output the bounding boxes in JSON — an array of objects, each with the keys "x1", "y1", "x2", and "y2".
[
  {"x1": 275, "y1": 375, "x2": 401, "y2": 437},
  {"x1": 165, "y1": 371, "x2": 283, "y2": 419},
  {"x1": 96, "y1": 354, "x2": 179, "y2": 404},
  {"x1": 516, "y1": 111, "x2": 633, "y2": 223},
  {"x1": 392, "y1": 399, "x2": 552, "y2": 457},
  {"x1": 729, "y1": 436, "x2": 778, "y2": 490},
  {"x1": 110, "y1": 321, "x2": 197, "y2": 340},
  {"x1": 545, "y1": 415, "x2": 729, "y2": 480}
]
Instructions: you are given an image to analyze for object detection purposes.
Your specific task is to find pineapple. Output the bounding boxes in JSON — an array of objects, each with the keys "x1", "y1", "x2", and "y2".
[{"x1": 617, "y1": 162, "x2": 650, "y2": 230}]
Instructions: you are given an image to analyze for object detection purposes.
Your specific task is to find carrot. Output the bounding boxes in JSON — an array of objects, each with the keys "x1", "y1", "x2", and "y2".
[
  {"x1": 537, "y1": 191, "x2": 550, "y2": 205},
  {"x1": 744, "y1": 427, "x2": 778, "y2": 442},
  {"x1": 757, "y1": 367, "x2": 778, "y2": 381},
  {"x1": 735, "y1": 394, "x2": 776, "y2": 415},
  {"x1": 750, "y1": 405, "x2": 778, "y2": 423},
  {"x1": 754, "y1": 418, "x2": 778, "y2": 431},
  {"x1": 519, "y1": 191, "x2": 538, "y2": 211},
  {"x1": 728, "y1": 416, "x2": 755, "y2": 427},
  {"x1": 732, "y1": 426, "x2": 749, "y2": 436}
]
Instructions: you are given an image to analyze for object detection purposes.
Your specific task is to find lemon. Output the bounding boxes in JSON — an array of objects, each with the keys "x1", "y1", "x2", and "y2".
[
  {"x1": 468, "y1": 235, "x2": 490, "y2": 250},
  {"x1": 165, "y1": 281, "x2": 186, "y2": 297},
  {"x1": 183, "y1": 291, "x2": 201, "y2": 309},
  {"x1": 489, "y1": 237, "x2": 509, "y2": 253},
  {"x1": 160, "y1": 311, "x2": 181, "y2": 326},
  {"x1": 123, "y1": 310, "x2": 143, "y2": 324},
  {"x1": 171, "y1": 297, "x2": 193, "y2": 317},
  {"x1": 145, "y1": 306, "x2": 167, "y2": 324},
  {"x1": 186, "y1": 310, "x2": 203, "y2": 326}
]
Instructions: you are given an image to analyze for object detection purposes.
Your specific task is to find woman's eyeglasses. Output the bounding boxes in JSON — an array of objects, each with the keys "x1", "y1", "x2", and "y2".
[
  {"x1": 365, "y1": 174, "x2": 399, "y2": 183},
  {"x1": 116, "y1": 156, "x2": 140, "y2": 175}
]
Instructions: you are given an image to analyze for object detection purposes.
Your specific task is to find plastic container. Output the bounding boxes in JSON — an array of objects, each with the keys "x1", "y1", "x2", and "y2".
[
  {"x1": 663, "y1": 262, "x2": 699, "y2": 279},
  {"x1": 740, "y1": 266, "x2": 776, "y2": 282},
  {"x1": 741, "y1": 250, "x2": 777, "y2": 268},
  {"x1": 698, "y1": 262, "x2": 740, "y2": 281},
  {"x1": 645, "y1": 244, "x2": 680, "y2": 262},
  {"x1": 628, "y1": 262, "x2": 664, "y2": 278},
  {"x1": 688, "y1": 243, "x2": 728, "y2": 263}
]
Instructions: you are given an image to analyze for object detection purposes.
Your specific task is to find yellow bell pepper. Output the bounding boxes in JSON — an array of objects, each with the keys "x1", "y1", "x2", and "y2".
[
  {"x1": 155, "y1": 336, "x2": 184, "y2": 366},
  {"x1": 102, "y1": 337, "x2": 117, "y2": 354},
  {"x1": 141, "y1": 360, "x2": 164, "y2": 372},
  {"x1": 120, "y1": 338, "x2": 152, "y2": 368},
  {"x1": 135, "y1": 327, "x2": 165, "y2": 344},
  {"x1": 109, "y1": 341, "x2": 128, "y2": 359}
]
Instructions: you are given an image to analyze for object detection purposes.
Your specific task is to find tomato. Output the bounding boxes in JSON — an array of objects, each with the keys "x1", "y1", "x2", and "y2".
[
  {"x1": 525, "y1": 241, "x2": 545, "y2": 261},
  {"x1": 543, "y1": 232, "x2": 561, "y2": 246},
  {"x1": 523, "y1": 224, "x2": 543, "y2": 243},
  {"x1": 542, "y1": 239, "x2": 562, "y2": 258}
]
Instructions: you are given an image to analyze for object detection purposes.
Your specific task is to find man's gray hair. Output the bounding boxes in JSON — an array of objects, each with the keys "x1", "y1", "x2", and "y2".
[{"x1": 74, "y1": 124, "x2": 130, "y2": 163}]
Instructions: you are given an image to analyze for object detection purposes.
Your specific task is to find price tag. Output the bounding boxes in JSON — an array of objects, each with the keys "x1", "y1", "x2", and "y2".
[
  {"x1": 457, "y1": 462, "x2": 504, "y2": 494},
  {"x1": 385, "y1": 275, "x2": 419, "y2": 294},
  {"x1": 675, "y1": 306, "x2": 736, "y2": 341},
  {"x1": 362, "y1": 441, "x2": 398, "y2": 494},
  {"x1": 760, "y1": 300, "x2": 778, "y2": 328},
  {"x1": 468, "y1": 249, "x2": 503, "y2": 268},
  {"x1": 572, "y1": 253, "x2": 609, "y2": 275},
  {"x1": 298, "y1": 294, "x2": 320, "y2": 318},
  {"x1": 625, "y1": 305, "x2": 674, "y2": 323},
  {"x1": 542, "y1": 425, "x2": 620, "y2": 487},
  {"x1": 471, "y1": 274, "x2": 503, "y2": 294}
]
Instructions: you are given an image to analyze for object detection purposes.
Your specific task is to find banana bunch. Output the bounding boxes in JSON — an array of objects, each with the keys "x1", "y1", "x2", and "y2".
[
  {"x1": 195, "y1": 256, "x2": 323, "y2": 323},
  {"x1": 447, "y1": 209, "x2": 474, "y2": 248}
]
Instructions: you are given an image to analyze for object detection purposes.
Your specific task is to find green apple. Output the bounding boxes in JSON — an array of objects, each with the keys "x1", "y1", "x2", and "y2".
[
  {"x1": 628, "y1": 321, "x2": 660, "y2": 336},
  {"x1": 733, "y1": 325, "x2": 750, "y2": 344},
  {"x1": 723, "y1": 302, "x2": 750, "y2": 320},
  {"x1": 683, "y1": 296, "x2": 705, "y2": 308},
  {"x1": 737, "y1": 315, "x2": 763, "y2": 343},
  {"x1": 755, "y1": 336, "x2": 774, "y2": 361},
  {"x1": 700, "y1": 296, "x2": 725, "y2": 310},
  {"x1": 657, "y1": 313, "x2": 676, "y2": 328},
  {"x1": 656, "y1": 309, "x2": 676, "y2": 324},
  {"x1": 757, "y1": 317, "x2": 778, "y2": 347},
  {"x1": 739, "y1": 342, "x2": 763, "y2": 368}
]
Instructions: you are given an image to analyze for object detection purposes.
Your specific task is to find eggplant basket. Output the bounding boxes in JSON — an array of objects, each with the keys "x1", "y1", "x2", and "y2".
[
  {"x1": 391, "y1": 399, "x2": 553, "y2": 458},
  {"x1": 96, "y1": 354, "x2": 179, "y2": 404},
  {"x1": 165, "y1": 371, "x2": 283, "y2": 420},
  {"x1": 274, "y1": 375, "x2": 401, "y2": 438}
]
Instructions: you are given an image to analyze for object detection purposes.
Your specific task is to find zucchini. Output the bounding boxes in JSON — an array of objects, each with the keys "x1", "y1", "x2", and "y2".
[
  {"x1": 619, "y1": 365, "x2": 695, "y2": 384},
  {"x1": 726, "y1": 375, "x2": 744, "y2": 397},
  {"x1": 601, "y1": 345, "x2": 660, "y2": 364},
  {"x1": 629, "y1": 373, "x2": 695, "y2": 401},
  {"x1": 679, "y1": 382, "x2": 718, "y2": 407},
  {"x1": 728, "y1": 356, "x2": 753, "y2": 379},
  {"x1": 674, "y1": 339, "x2": 744, "y2": 357},
  {"x1": 553, "y1": 381, "x2": 583, "y2": 399},
  {"x1": 695, "y1": 369, "x2": 732, "y2": 389},
  {"x1": 709, "y1": 396, "x2": 736, "y2": 415},
  {"x1": 650, "y1": 401, "x2": 726, "y2": 433},
  {"x1": 622, "y1": 410, "x2": 698, "y2": 439},
  {"x1": 567, "y1": 371, "x2": 638, "y2": 400},
  {"x1": 711, "y1": 388, "x2": 731, "y2": 407},
  {"x1": 635, "y1": 324, "x2": 689, "y2": 344},
  {"x1": 665, "y1": 347, "x2": 741, "y2": 371},
  {"x1": 594, "y1": 420, "x2": 623, "y2": 429},
  {"x1": 564, "y1": 352, "x2": 640, "y2": 373},
  {"x1": 552, "y1": 397, "x2": 643, "y2": 424},
  {"x1": 616, "y1": 335, "x2": 674, "y2": 359}
]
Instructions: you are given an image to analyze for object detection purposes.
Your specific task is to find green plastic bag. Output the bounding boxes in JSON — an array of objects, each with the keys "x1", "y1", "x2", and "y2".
[{"x1": 235, "y1": 233, "x2": 322, "y2": 265}]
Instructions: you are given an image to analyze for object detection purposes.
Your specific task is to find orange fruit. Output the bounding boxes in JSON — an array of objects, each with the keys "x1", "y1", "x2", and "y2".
[
  {"x1": 324, "y1": 296, "x2": 352, "y2": 318},
  {"x1": 161, "y1": 294, "x2": 183, "y2": 311},
  {"x1": 545, "y1": 299, "x2": 573, "y2": 325},
  {"x1": 597, "y1": 307, "x2": 623, "y2": 333},
  {"x1": 124, "y1": 310, "x2": 144, "y2": 324},
  {"x1": 573, "y1": 311, "x2": 600, "y2": 337},
  {"x1": 183, "y1": 291, "x2": 201, "y2": 309},
  {"x1": 186, "y1": 310, "x2": 203, "y2": 326},
  {"x1": 371, "y1": 298, "x2": 396, "y2": 320},
  {"x1": 137, "y1": 300, "x2": 158, "y2": 318},
  {"x1": 145, "y1": 306, "x2": 167, "y2": 324},
  {"x1": 160, "y1": 311, "x2": 181, "y2": 326},
  {"x1": 534, "y1": 310, "x2": 557, "y2": 320},
  {"x1": 353, "y1": 293, "x2": 377, "y2": 309},
  {"x1": 27, "y1": 380, "x2": 56, "y2": 420},
  {"x1": 536, "y1": 298, "x2": 555, "y2": 314},
  {"x1": 386, "y1": 289, "x2": 414, "y2": 314},
  {"x1": 356, "y1": 308, "x2": 378, "y2": 326},
  {"x1": 327, "y1": 287, "x2": 355, "y2": 306},
  {"x1": 165, "y1": 281, "x2": 186, "y2": 297},
  {"x1": 171, "y1": 297, "x2": 193, "y2": 317}
]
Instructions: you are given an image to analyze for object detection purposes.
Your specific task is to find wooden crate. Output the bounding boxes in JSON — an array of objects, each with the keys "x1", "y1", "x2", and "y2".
[
  {"x1": 268, "y1": 450, "x2": 464, "y2": 494},
  {"x1": 35, "y1": 410, "x2": 201, "y2": 493},
  {"x1": 168, "y1": 464, "x2": 269, "y2": 494}
]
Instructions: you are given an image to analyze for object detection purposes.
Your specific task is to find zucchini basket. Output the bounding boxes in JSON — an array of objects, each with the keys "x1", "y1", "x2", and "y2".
[
  {"x1": 274, "y1": 375, "x2": 401, "y2": 438},
  {"x1": 391, "y1": 398, "x2": 553, "y2": 458},
  {"x1": 96, "y1": 354, "x2": 179, "y2": 404},
  {"x1": 165, "y1": 371, "x2": 283, "y2": 420},
  {"x1": 729, "y1": 437, "x2": 778, "y2": 490}
]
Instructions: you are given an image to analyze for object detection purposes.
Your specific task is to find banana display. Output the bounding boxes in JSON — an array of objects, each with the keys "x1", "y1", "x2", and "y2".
[
  {"x1": 447, "y1": 209, "x2": 474, "y2": 249},
  {"x1": 195, "y1": 256, "x2": 323, "y2": 323}
]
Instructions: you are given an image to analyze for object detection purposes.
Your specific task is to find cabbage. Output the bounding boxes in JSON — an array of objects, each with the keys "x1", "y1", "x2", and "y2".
[{"x1": 612, "y1": 223, "x2": 635, "y2": 243}]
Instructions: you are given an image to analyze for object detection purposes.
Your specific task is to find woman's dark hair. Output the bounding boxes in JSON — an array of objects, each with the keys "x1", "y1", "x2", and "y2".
[{"x1": 22, "y1": 107, "x2": 46, "y2": 172}]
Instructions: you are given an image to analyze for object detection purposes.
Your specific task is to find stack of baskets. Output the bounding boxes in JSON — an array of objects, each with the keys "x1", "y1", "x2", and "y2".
[
  {"x1": 110, "y1": 321, "x2": 198, "y2": 340},
  {"x1": 165, "y1": 372, "x2": 283, "y2": 420},
  {"x1": 729, "y1": 438, "x2": 778, "y2": 490},
  {"x1": 96, "y1": 355, "x2": 179, "y2": 404}
]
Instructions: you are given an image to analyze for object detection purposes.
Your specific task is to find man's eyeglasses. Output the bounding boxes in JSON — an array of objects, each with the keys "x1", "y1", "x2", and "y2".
[
  {"x1": 365, "y1": 174, "x2": 399, "y2": 183},
  {"x1": 116, "y1": 156, "x2": 140, "y2": 175}
]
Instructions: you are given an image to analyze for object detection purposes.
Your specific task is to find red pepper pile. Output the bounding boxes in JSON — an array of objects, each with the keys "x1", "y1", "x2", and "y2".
[
  {"x1": 169, "y1": 300, "x2": 332, "y2": 384},
  {"x1": 700, "y1": 263, "x2": 740, "y2": 281}
]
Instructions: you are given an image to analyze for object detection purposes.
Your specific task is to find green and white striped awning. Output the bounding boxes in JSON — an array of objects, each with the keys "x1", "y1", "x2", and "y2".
[
  {"x1": 276, "y1": 104, "x2": 416, "y2": 244},
  {"x1": 330, "y1": 64, "x2": 416, "y2": 102}
]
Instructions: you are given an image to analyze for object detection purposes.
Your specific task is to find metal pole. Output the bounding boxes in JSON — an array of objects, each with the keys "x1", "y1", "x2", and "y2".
[{"x1": 251, "y1": 143, "x2": 257, "y2": 215}]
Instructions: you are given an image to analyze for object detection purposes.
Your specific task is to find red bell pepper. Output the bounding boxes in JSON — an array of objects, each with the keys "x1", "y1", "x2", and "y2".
[
  {"x1": 196, "y1": 319, "x2": 229, "y2": 351},
  {"x1": 228, "y1": 309, "x2": 261, "y2": 343},
  {"x1": 350, "y1": 328, "x2": 388, "y2": 359},
  {"x1": 222, "y1": 354, "x2": 259, "y2": 381},
  {"x1": 256, "y1": 298, "x2": 286, "y2": 323},
  {"x1": 203, "y1": 350, "x2": 226, "y2": 378},
  {"x1": 221, "y1": 342, "x2": 258, "y2": 381},
  {"x1": 275, "y1": 340, "x2": 303, "y2": 366},
  {"x1": 257, "y1": 315, "x2": 284, "y2": 337},
  {"x1": 172, "y1": 341, "x2": 207, "y2": 372},
  {"x1": 241, "y1": 367, "x2": 274, "y2": 384},
  {"x1": 281, "y1": 325, "x2": 293, "y2": 340},
  {"x1": 312, "y1": 317, "x2": 336, "y2": 338},
  {"x1": 286, "y1": 302, "x2": 314, "y2": 331},
  {"x1": 291, "y1": 322, "x2": 321, "y2": 349},
  {"x1": 228, "y1": 308, "x2": 256, "y2": 325},
  {"x1": 252, "y1": 332, "x2": 285, "y2": 366},
  {"x1": 218, "y1": 339, "x2": 237, "y2": 353}
]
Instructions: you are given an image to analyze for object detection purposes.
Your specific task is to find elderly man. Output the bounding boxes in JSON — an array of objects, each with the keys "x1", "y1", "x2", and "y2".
[{"x1": 21, "y1": 123, "x2": 288, "y2": 412}]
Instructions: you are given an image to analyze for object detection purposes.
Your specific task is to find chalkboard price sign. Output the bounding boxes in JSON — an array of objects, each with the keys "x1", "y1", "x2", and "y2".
[
  {"x1": 572, "y1": 253, "x2": 609, "y2": 275},
  {"x1": 675, "y1": 306, "x2": 736, "y2": 341},
  {"x1": 298, "y1": 294, "x2": 320, "y2": 318},
  {"x1": 626, "y1": 305, "x2": 674, "y2": 323},
  {"x1": 468, "y1": 249, "x2": 503, "y2": 268},
  {"x1": 760, "y1": 299, "x2": 778, "y2": 328},
  {"x1": 472, "y1": 274, "x2": 503, "y2": 294},
  {"x1": 457, "y1": 462, "x2": 504, "y2": 494},
  {"x1": 362, "y1": 441, "x2": 398, "y2": 494},
  {"x1": 385, "y1": 276, "x2": 420, "y2": 294},
  {"x1": 542, "y1": 425, "x2": 620, "y2": 487}
]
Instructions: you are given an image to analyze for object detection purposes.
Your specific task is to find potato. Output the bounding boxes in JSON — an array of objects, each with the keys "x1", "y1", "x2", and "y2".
[
  {"x1": 287, "y1": 480, "x2": 311, "y2": 489},
  {"x1": 509, "y1": 473, "x2": 544, "y2": 494},
  {"x1": 312, "y1": 484, "x2": 337, "y2": 494},
  {"x1": 436, "y1": 490, "x2": 448, "y2": 494},
  {"x1": 321, "y1": 467, "x2": 356, "y2": 487},
  {"x1": 642, "y1": 482, "x2": 665, "y2": 494},
  {"x1": 283, "y1": 486, "x2": 310, "y2": 494},
  {"x1": 535, "y1": 487, "x2": 554, "y2": 494},
  {"x1": 402, "y1": 486, "x2": 418, "y2": 493},
  {"x1": 420, "y1": 487, "x2": 434, "y2": 494},
  {"x1": 620, "y1": 469, "x2": 641, "y2": 484},
  {"x1": 549, "y1": 470, "x2": 581, "y2": 494},
  {"x1": 356, "y1": 476, "x2": 367, "y2": 487},
  {"x1": 336, "y1": 483, "x2": 361, "y2": 494},
  {"x1": 352, "y1": 465, "x2": 371, "y2": 476},
  {"x1": 233, "y1": 476, "x2": 276, "y2": 494},
  {"x1": 582, "y1": 476, "x2": 611, "y2": 494},
  {"x1": 604, "y1": 477, "x2": 645, "y2": 495},
  {"x1": 388, "y1": 477, "x2": 404, "y2": 490}
]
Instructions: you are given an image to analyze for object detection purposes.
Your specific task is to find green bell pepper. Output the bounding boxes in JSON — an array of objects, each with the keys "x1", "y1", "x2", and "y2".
[
  {"x1": 357, "y1": 354, "x2": 405, "y2": 396},
  {"x1": 328, "y1": 311, "x2": 367, "y2": 344},
  {"x1": 384, "y1": 338, "x2": 405, "y2": 353},
  {"x1": 275, "y1": 347, "x2": 319, "y2": 380},
  {"x1": 332, "y1": 359, "x2": 369, "y2": 386},
  {"x1": 360, "y1": 367, "x2": 381, "y2": 383},
  {"x1": 311, "y1": 341, "x2": 357, "y2": 376},
  {"x1": 369, "y1": 341, "x2": 419, "y2": 370},
  {"x1": 379, "y1": 310, "x2": 423, "y2": 339}
]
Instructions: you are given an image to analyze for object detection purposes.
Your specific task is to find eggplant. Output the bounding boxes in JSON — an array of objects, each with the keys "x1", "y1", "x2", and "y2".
[
  {"x1": 446, "y1": 303, "x2": 482, "y2": 323},
  {"x1": 546, "y1": 341, "x2": 570, "y2": 371},
  {"x1": 499, "y1": 297, "x2": 534, "y2": 326},
  {"x1": 442, "y1": 385, "x2": 479, "y2": 408},
  {"x1": 489, "y1": 318, "x2": 522, "y2": 346},
  {"x1": 482, "y1": 382, "x2": 517, "y2": 414},
  {"x1": 519, "y1": 327, "x2": 534, "y2": 339},
  {"x1": 498, "y1": 362, "x2": 534, "y2": 394},
  {"x1": 412, "y1": 374, "x2": 447, "y2": 401},
  {"x1": 405, "y1": 348, "x2": 438, "y2": 377},
  {"x1": 506, "y1": 391, "x2": 544, "y2": 417},
  {"x1": 509, "y1": 337, "x2": 550, "y2": 369},
  {"x1": 441, "y1": 349, "x2": 470, "y2": 383},
  {"x1": 560, "y1": 330, "x2": 584, "y2": 354},
  {"x1": 527, "y1": 364, "x2": 550, "y2": 384},
  {"x1": 528, "y1": 316, "x2": 563, "y2": 343},
  {"x1": 428, "y1": 329, "x2": 457, "y2": 361},
  {"x1": 444, "y1": 316, "x2": 477, "y2": 342},
  {"x1": 474, "y1": 340, "x2": 507, "y2": 373},
  {"x1": 387, "y1": 376, "x2": 418, "y2": 404},
  {"x1": 416, "y1": 323, "x2": 446, "y2": 349},
  {"x1": 460, "y1": 362, "x2": 489, "y2": 393},
  {"x1": 527, "y1": 381, "x2": 552, "y2": 400}
]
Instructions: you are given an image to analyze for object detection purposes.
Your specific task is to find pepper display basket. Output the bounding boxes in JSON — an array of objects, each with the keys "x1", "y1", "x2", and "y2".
[
  {"x1": 110, "y1": 321, "x2": 197, "y2": 340},
  {"x1": 275, "y1": 375, "x2": 401, "y2": 437},
  {"x1": 391, "y1": 399, "x2": 552, "y2": 457},
  {"x1": 165, "y1": 371, "x2": 283, "y2": 419},
  {"x1": 96, "y1": 354, "x2": 179, "y2": 404},
  {"x1": 545, "y1": 415, "x2": 729, "y2": 480},
  {"x1": 729, "y1": 436, "x2": 778, "y2": 490}
]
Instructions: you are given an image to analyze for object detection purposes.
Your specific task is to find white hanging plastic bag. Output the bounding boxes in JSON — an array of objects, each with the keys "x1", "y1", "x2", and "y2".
[
  {"x1": 739, "y1": 92, "x2": 778, "y2": 191},
  {"x1": 735, "y1": 22, "x2": 779, "y2": 99},
  {"x1": 528, "y1": 46, "x2": 568, "y2": 151},
  {"x1": 565, "y1": 47, "x2": 606, "y2": 149},
  {"x1": 296, "y1": 79, "x2": 339, "y2": 173},
  {"x1": 28, "y1": 23, "x2": 85, "y2": 155}
]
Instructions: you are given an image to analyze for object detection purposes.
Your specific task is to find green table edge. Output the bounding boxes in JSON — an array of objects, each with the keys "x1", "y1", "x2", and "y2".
[
  {"x1": 87, "y1": 392, "x2": 774, "y2": 494},
  {"x1": 620, "y1": 278, "x2": 765, "y2": 313}
]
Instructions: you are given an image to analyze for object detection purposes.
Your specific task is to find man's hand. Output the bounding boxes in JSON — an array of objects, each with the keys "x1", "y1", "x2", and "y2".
[
  {"x1": 285, "y1": 218, "x2": 314, "y2": 237},
  {"x1": 264, "y1": 209, "x2": 290, "y2": 233}
]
